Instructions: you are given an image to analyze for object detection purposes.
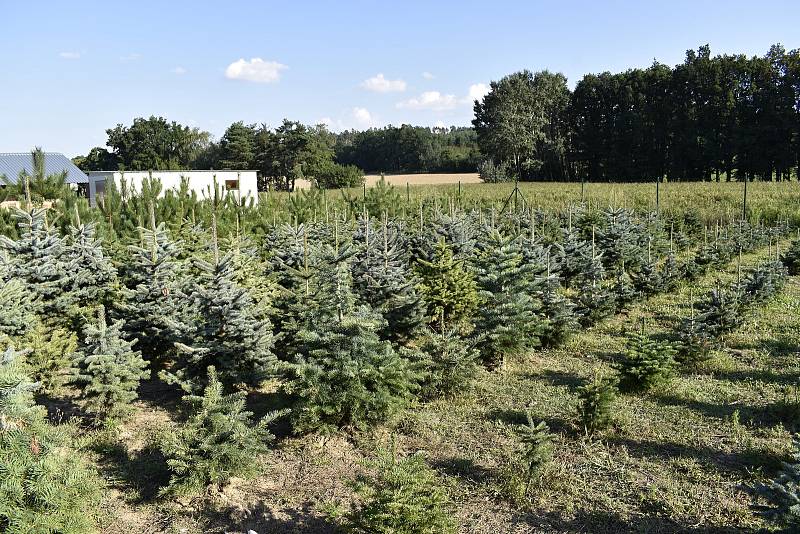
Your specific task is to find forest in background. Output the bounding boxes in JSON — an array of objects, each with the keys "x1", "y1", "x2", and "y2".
[{"x1": 72, "y1": 43, "x2": 800, "y2": 188}]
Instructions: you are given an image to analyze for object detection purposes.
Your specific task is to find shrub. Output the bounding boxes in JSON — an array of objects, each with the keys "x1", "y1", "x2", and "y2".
[
  {"x1": 577, "y1": 372, "x2": 616, "y2": 434},
  {"x1": 311, "y1": 160, "x2": 365, "y2": 189},
  {"x1": 780, "y1": 238, "x2": 800, "y2": 275},
  {"x1": 478, "y1": 160, "x2": 513, "y2": 183},
  {"x1": 616, "y1": 330, "x2": 677, "y2": 393},
  {"x1": 23, "y1": 322, "x2": 77, "y2": 394},
  {"x1": 344, "y1": 445, "x2": 456, "y2": 534},
  {"x1": 499, "y1": 415, "x2": 554, "y2": 502},
  {"x1": 415, "y1": 239, "x2": 479, "y2": 329},
  {"x1": 417, "y1": 326, "x2": 481, "y2": 398},
  {"x1": 160, "y1": 366, "x2": 287, "y2": 496}
]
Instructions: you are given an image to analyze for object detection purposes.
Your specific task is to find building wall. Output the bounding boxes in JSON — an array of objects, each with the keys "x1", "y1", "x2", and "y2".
[{"x1": 87, "y1": 170, "x2": 259, "y2": 206}]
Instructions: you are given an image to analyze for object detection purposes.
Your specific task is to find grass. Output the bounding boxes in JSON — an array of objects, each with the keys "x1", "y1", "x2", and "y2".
[{"x1": 59, "y1": 236, "x2": 799, "y2": 533}]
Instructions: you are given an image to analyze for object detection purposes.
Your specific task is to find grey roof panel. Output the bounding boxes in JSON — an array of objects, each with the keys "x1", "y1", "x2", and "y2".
[{"x1": 0, "y1": 152, "x2": 89, "y2": 184}]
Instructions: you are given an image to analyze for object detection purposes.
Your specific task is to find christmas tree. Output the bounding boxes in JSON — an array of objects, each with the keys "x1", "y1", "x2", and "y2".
[
  {"x1": 163, "y1": 252, "x2": 277, "y2": 393},
  {"x1": 160, "y1": 366, "x2": 287, "y2": 496},
  {"x1": 695, "y1": 285, "x2": 744, "y2": 338},
  {"x1": 73, "y1": 308, "x2": 149, "y2": 421},
  {"x1": 284, "y1": 258, "x2": 421, "y2": 433},
  {"x1": 539, "y1": 271, "x2": 579, "y2": 348},
  {"x1": 0, "y1": 279, "x2": 34, "y2": 341},
  {"x1": 616, "y1": 327, "x2": 677, "y2": 392},
  {"x1": 345, "y1": 444, "x2": 456, "y2": 534},
  {"x1": 518, "y1": 415, "x2": 554, "y2": 493},
  {"x1": 417, "y1": 323, "x2": 481, "y2": 398},
  {"x1": 22, "y1": 323, "x2": 77, "y2": 394},
  {"x1": 472, "y1": 230, "x2": 545, "y2": 367},
  {"x1": 352, "y1": 215, "x2": 426, "y2": 344},
  {"x1": 780, "y1": 238, "x2": 800, "y2": 275},
  {"x1": 574, "y1": 252, "x2": 616, "y2": 326},
  {"x1": 62, "y1": 221, "x2": 117, "y2": 328},
  {"x1": 0, "y1": 208, "x2": 70, "y2": 323},
  {"x1": 414, "y1": 239, "x2": 479, "y2": 330},
  {"x1": 0, "y1": 345, "x2": 102, "y2": 532},
  {"x1": 577, "y1": 371, "x2": 617, "y2": 434},
  {"x1": 121, "y1": 222, "x2": 186, "y2": 365},
  {"x1": 752, "y1": 434, "x2": 800, "y2": 530}
]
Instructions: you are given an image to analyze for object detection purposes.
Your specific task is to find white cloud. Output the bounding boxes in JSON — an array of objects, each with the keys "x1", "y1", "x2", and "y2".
[
  {"x1": 59, "y1": 51, "x2": 80, "y2": 60},
  {"x1": 352, "y1": 107, "x2": 375, "y2": 127},
  {"x1": 467, "y1": 83, "x2": 490, "y2": 101},
  {"x1": 397, "y1": 91, "x2": 459, "y2": 111},
  {"x1": 434, "y1": 120, "x2": 446, "y2": 128},
  {"x1": 225, "y1": 58, "x2": 287, "y2": 84},
  {"x1": 422, "y1": 71, "x2": 435, "y2": 79},
  {"x1": 397, "y1": 82, "x2": 489, "y2": 111},
  {"x1": 317, "y1": 117, "x2": 333, "y2": 128},
  {"x1": 120, "y1": 53, "x2": 141, "y2": 61},
  {"x1": 361, "y1": 73, "x2": 406, "y2": 93},
  {"x1": 172, "y1": 66, "x2": 187, "y2": 75}
]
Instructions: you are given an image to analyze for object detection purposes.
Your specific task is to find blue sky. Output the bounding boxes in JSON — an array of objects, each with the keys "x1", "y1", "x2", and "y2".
[{"x1": 1, "y1": 0, "x2": 799, "y2": 157}]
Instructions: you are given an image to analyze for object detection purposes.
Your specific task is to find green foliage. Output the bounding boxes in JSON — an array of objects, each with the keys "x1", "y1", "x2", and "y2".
[
  {"x1": 22, "y1": 323, "x2": 77, "y2": 394},
  {"x1": 310, "y1": 160, "x2": 364, "y2": 189},
  {"x1": 415, "y1": 239, "x2": 478, "y2": 329},
  {"x1": 539, "y1": 272, "x2": 578, "y2": 348},
  {"x1": 417, "y1": 326, "x2": 481, "y2": 399},
  {"x1": 0, "y1": 279, "x2": 35, "y2": 340},
  {"x1": 1, "y1": 148, "x2": 71, "y2": 203},
  {"x1": 0, "y1": 345, "x2": 102, "y2": 533},
  {"x1": 160, "y1": 366, "x2": 287, "y2": 496},
  {"x1": 616, "y1": 330, "x2": 678, "y2": 393},
  {"x1": 63, "y1": 222, "x2": 118, "y2": 328},
  {"x1": 500, "y1": 415, "x2": 555, "y2": 502},
  {"x1": 344, "y1": 445, "x2": 456, "y2": 534},
  {"x1": 472, "y1": 230, "x2": 544, "y2": 367},
  {"x1": 72, "y1": 308, "x2": 149, "y2": 421},
  {"x1": 477, "y1": 159, "x2": 513, "y2": 183},
  {"x1": 781, "y1": 238, "x2": 800, "y2": 275},
  {"x1": 752, "y1": 434, "x2": 800, "y2": 530},
  {"x1": 105, "y1": 115, "x2": 210, "y2": 170},
  {"x1": 577, "y1": 372, "x2": 617, "y2": 434},
  {"x1": 284, "y1": 261, "x2": 421, "y2": 433},
  {"x1": 162, "y1": 253, "x2": 277, "y2": 392}
]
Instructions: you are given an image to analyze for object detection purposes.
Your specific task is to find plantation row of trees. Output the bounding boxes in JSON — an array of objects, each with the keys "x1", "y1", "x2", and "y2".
[{"x1": 475, "y1": 44, "x2": 800, "y2": 182}]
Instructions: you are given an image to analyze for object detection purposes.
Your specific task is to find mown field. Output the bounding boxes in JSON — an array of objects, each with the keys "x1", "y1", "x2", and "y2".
[{"x1": 2, "y1": 179, "x2": 800, "y2": 534}]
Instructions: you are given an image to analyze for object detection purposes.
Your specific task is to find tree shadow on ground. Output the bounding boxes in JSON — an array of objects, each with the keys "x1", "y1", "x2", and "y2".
[
  {"x1": 519, "y1": 509, "x2": 742, "y2": 534},
  {"x1": 431, "y1": 456, "x2": 494, "y2": 486},
  {"x1": 35, "y1": 391, "x2": 89, "y2": 425},
  {"x1": 655, "y1": 392, "x2": 796, "y2": 429},
  {"x1": 537, "y1": 369, "x2": 585, "y2": 389},
  {"x1": 484, "y1": 408, "x2": 576, "y2": 437},
  {"x1": 136, "y1": 376, "x2": 185, "y2": 411},
  {"x1": 207, "y1": 501, "x2": 337, "y2": 534},
  {"x1": 90, "y1": 439, "x2": 171, "y2": 504},
  {"x1": 605, "y1": 435, "x2": 785, "y2": 475}
]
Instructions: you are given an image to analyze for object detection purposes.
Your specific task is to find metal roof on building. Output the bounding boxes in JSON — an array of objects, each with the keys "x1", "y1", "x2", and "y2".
[{"x1": 0, "y1": 152, "x2": 89, "y2": 184}]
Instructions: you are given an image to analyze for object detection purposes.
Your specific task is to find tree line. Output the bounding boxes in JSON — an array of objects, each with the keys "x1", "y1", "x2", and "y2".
[
  {"x1": 74, "y1": 119, "x2": 480, "y2": 190},
  {"x1": 475, "y1": 44, "x2": 800, "y2": 182}
]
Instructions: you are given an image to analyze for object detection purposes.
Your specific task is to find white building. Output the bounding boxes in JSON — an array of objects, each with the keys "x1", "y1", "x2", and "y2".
[{"x1": 86, "y1": 170, "x2": 259, "y2": 207}]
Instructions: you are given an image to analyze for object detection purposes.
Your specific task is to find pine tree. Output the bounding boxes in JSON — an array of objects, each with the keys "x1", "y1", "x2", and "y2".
[
  {"x1": 284, "y1": 259, "x2": 421, "y2": 433},
  {"x1": 696, "y1": 285, "x2": 744, "y2": 338},
  {"x1": 659, "y1": 252, "x2": 683, "y2": 292},
  {"x1": 0, "y1": 278, "x2": 35, "y2": 341},
  {"x1": 417, "y1": 323, "x2": 481, "y2": 399},
  {"x1": 539, "y1": 270, "x2": 579, "y2": 348},
  {"x1": 752, "y1": 434, "x2": 800, "y2": 530},
  {"x1": 163, "y1": 253, "x2": 277, "y2": 392},
  {"x1": 574, "y1": 253, "x2": 616, "y2": 326},
  {"x1": 676, "y1": 294, "x2": 715, "y2": 367},
  {"x1": 518, "y1": 415, "x2": 554, "y2": 492},
  {"x1": 352, "y1": 216, "x2": 426, "y2": 344},
  {"x1": 345, "y1": 445, "x2": 456, "y2": 534},
  {"x1": 62, "y1": 222, "x2": 117, "y2": 328},
  {"x1": 577, "y1": 371, "x2": 616, "y2": 434},
  {"x1": 0, "y1": 345, "x2": 102, "y2": 533},
  {"x1": 73, "y1": 308, "x2": 149, "y2": 421},
  {"x1": 612, "y1": 267, "x2": 638, "y2": 311},
  {"x1": 121, "y1": 223, "x2": 187, "y2": 365},
  {"x1": 472, "y1": 230, "x2": 545, "y2": 367},
  {"x1": 160, "y1": 366, "x2": 287, "y2": 496},
  {"x1": 414, "y1": 239, "x2": 479, "y2": 329},
  {"x1": 22, "y1": 323, "x2": 77, "y2": 394},
  {"x1": 616, "y1": 327, "x2": 677, "y2": 393},
  {"x1": 780, "y1": 238, "x2": 800, "y2": 275},
  {"x1": 0, "y1": 208, "x2": 70, "y2": 323}
]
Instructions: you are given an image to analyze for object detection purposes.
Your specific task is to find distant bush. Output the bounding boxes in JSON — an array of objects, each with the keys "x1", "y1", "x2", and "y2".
[
  {"x1": 616, "y1": 330, "x2": 677, "y2": 393},
  {"x1": 478, "y1": 160, "x2": 513, "y2": 183},
  {"x1": 311, "y1": 161, "x2": 365, "y2": 189}
]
